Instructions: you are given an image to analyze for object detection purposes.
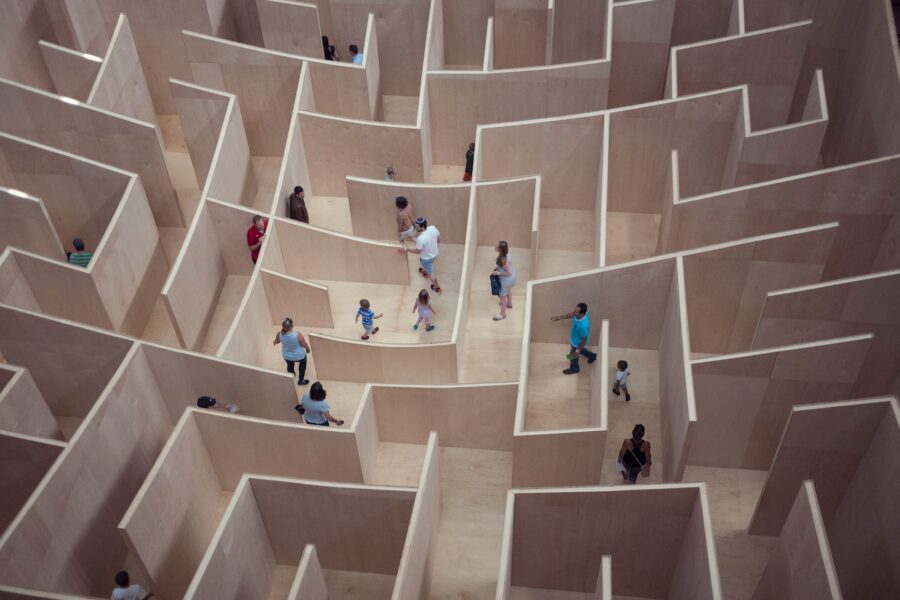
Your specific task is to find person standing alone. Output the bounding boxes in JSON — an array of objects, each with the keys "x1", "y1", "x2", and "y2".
[
  {"x1": 550, "y1": 302, "x2": 597, "y2": 374},
  {"x1": 246, "y1": 215, "x2": 267, "y2": 264},
  {"x1": 288, "y1": 186, "x2": 309, "y2": 223}
]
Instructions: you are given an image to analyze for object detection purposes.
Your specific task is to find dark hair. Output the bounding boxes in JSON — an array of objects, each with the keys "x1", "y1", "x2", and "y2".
[
  {"x1": 395, "y1": 196, "x2": 408, "y2": 209},
  {"x1": 418, "y1": 289, "x2": 429, "y2": 303},
  {"x1": 469, "y1": 142, "x2": 475, "y2": 150},
  {"x1": 497, "y1": 241, "x2": 509, "y2": 257},
  {"x1": 252, "y1": 215, "x2": 264, "y2": 224},
  {"x1": 360, "y1": 298, "x2": 370, "y2": 309},
  {"x1": 632, "y1": 424, "x2": 645, "y2": 439},
  {"x1": 309, "y1": 381, "x2": 326, "y2": 401},
  {"x1": 386, "y1": 166, "x2": 396, "y2": 175},
  {"x1": 282, "y1": 317, "x2": 293, "y2": 330},
  {"x1": 115, "y1": 571, "x2": 129, "y2": 587},
  {"x1": 415, "y1": 217, "x2": 427, "y2": 229},
  {"x1": 349, "y1": 44, "x2": 359, "y2": 54},
  {"x1": 73, "y1": 238, "x2": 85, "y2": 251},
  {"x1": 293, "y1": 185, "x2": 303, "y2": 194},
  {"x1": 197, "y1": 396, "x2": 217, "y2": 409},
  {"x1": 322, "y1": 35, "x2": 330, "y2": 53},
  {"x1": 496, "y1": 255, "x2": 506, "y2": 267},
  {"x1": 617, "y1": 360, "x2": 628, "y2": 370},
  {"x1": 576, "y1": 302, "x2": 588, "y2": 315}
]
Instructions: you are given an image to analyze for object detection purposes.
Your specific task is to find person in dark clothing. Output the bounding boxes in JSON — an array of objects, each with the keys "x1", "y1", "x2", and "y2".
[
  {"x1": 618, "y1": 424, "x2": 651, "y2": 484},
  {"x1": 463, "y1": 142, "x2": 475, "y2": 182},
  {"x1": 289, "y1": 186, "x2": 309, "y2": 223},
  {"x1": 322, "y1": 36, "x2": 338, "y2": 61}
]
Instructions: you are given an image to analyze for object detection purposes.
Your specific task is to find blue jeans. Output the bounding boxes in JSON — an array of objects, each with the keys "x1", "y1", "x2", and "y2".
[
  {"x1": 568, "y1": 346, "x2": 597, "y2": 372},
  {"x1": 420, "y1": 257, "x2": 435, "y2": 275}
]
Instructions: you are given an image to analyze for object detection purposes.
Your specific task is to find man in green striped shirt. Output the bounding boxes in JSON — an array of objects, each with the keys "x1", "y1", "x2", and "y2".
[{"x1": 67, "y1": 238, "x2": 93, "y2": 268}]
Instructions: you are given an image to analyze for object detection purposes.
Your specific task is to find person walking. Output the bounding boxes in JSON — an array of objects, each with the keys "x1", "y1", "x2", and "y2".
[
  {"x1": 272, "y1": 317, "x2": 310, "y2": 385},
  {"x1": 618, "y1": 424, "x2": 651, "y2": 484},
  {"x1": 384, "y1": 166, "x2": 397, "y2": 181},
  {"x1": 492, "y1": 241, "x2": 516, "y2": 321},
  {"x1": 463, "y1": 142, "x2": 475, "y2": 182},
  {"x1": 298, "y1": 382, "x2": 344, "y2": 426},
  {"x1": 110, "y1": 571, "x2": 153, "y2": 600},
  {"x1": 403, "y1": 217, "x2": 442, "y2": 294},
  {"x1": 322, "y1": 36, "x2": 339, "y2": 60},
  {"x1": 288, "y1": 185, "x2": 309, "y2": 223},
  {"x1": 550, "y1": 302, "x2": 597, "y2": 374},
  {"x1": 395, "y1": 196, "x2": 415, "y2": 249}
]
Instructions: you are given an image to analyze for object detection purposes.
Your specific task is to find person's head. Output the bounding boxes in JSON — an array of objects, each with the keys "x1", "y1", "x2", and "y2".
[
  {"x1": 349, "y1": 44, "x2": 359, "y2": 55},
  {"x1": 309, "y1": 381, "x2": 326, "y2": 401},
  {"x1": 617, "y1": 359, "x2": 628, "y2": 372},
  {"x1": 115, "y1": 571, "x2": 130, "y2": 588},
  {"x1": 395, "y1": 196, "x2": 408, "y2": 210},
  {"x1": 281, "y1": 317, "x2": 293, "y2": 332},
  {"x1": 575, "y1": 302, "x2": 588, "y2": 318},
  {"x1": 359, "y1": 298, "x2": 370, "y2": 309},
  {"x1": 322, "y1": 35, "x2": 330, "y2": 47},
  {"x1": 293, "y1": 185, "x2": 304, "y2": 198},
  {"x1": 414, "y1": 216, "x2": 427, "y2": 231},
  {"x1": 496, "y1": 254, "x2": 507, "y2": 268},
  {"x1": 73, "y1": 238, "x2": 85, "y2": 252},
  {"x1": 468, "y1": 142, "x2": 475, "y2": 152},
  {"x1": 632, "y1": 423, "x2": 645, "y2": 440},
  {"x1": 418, "y1": 289, "x2": 429, "y2": 304},
  {"x1": 495, "y1": 240, "x2": 509, "y2": 257},
  {"x1": 386, "y1": 166, "x2": 396, "y2": 179},
  {"x1": 252, "y1": 215, "x2": 265, "y2": 232}
]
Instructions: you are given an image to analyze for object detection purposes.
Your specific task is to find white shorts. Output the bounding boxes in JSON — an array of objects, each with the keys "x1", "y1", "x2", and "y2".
[{"x1": 399, "y1": 226, "x2": 416, "y2": 240}]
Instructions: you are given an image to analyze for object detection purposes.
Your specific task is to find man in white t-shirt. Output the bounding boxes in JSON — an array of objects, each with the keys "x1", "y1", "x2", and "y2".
[
  {"x1": 111, "y1": 571, "x2": 153, "y2": 600},
  {"x1": 404, "y1": 217, "x2": 442, "y2": 294}
]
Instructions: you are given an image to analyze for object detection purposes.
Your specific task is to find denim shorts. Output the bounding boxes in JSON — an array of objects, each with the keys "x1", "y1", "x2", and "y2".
[{"x1": 420, "y1": 257, "x2": 435, "y2": 275}]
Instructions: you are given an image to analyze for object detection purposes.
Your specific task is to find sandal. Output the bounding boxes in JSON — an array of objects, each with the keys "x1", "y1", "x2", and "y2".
[
  {"x1": 418, "y1": 267, "x2": 429, "y2": 278},
  {"x1": 371, "y1": 327, "x2": 379, "y2": 335},
  {"x1": 426, "y1": 324, "x2": 435, "y2": 331},
  {"x1": 492, "y1": 314, "x2": 506, "y2": 321},
  {"x1": 431, "y1": 284, "x2": 442, "y2": 295},
  {"x1": 361, "y1": 335, "x2": 369, "y2": 340}
]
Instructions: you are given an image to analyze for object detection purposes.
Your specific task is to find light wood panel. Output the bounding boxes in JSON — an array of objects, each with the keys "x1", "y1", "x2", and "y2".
[
  {"x1": 752, "y1": 269, "x2": 900, "y2": 397},
  {"x1": 663, "y1": 155, "x2": 900, "y2": 281},
  {"x1": 346, "y1": 178, "x2": 470, "y2": 243},
  {"x1": 509, "y1": 485, "x2": 718, "y2": 598},
  {"x1": 690, "y1": 334, "x2": 874, "y2": 471},
  {"x1": 493, "y1": 0, "x2": 549, "y2": 69},
  {"x1": 257, "y1": 0, "x2": 323, "y2": 57},
  {"x1": 608, "y1": 0, "x2": 676, "y2": 108},
  {"x1": 297, "y1": 112, "x2": 424, "y2": 196},
  {"x1": 476, "y1": 178, "x2": 538, "y2": 248},
  {"x1": 512, "y1": 428, "x2": 606, "y2": 487},
  {"x1": 0, "y1": 431, "x2": 65, "y2": 532},
  {"x1": 0, "y1": 365, "x2": 61, "y2": 440},
  {"x1": 0, "y1": 343, "x2": 173, "y2": 597},
  {"x1": 183, "y1": 31, "x2": 303, "y2": 157},
  {"x1": 751, "y1": 480, "x2": 842, "y2": 600},
  {"x1": 371, "y1": 383, "x2": 517, "y2": 451},
  {"x1": 37, "y1": 40, "x2": 101, "y2": 101},
  {"x1": 309, "y1": 332, "x2": 458, "y2": 384},
  {"x1": 658, "y1": 258, "x2": 695, "y2": 482},
  {"x1": 87, "y1": 15, "x2": 158, "y2": 134},
  {"x1": 266, "y1": 218, "x2": 410, "y2": 284},
  {"x1": 0, "y1": 191, "x2": 65, "y2": 260},
  {"x1": 207, "y1": 92, "x2": 259, "y2": 207},
  {"x1": 0, "y1": 0, "x2": 54, "y2": 90},
  {"x1": 287, "y1": 545, "x2": 327, "y2": 600},
  {"x1": 261, "y1": 268, "x2": 334, "y2": 328},
  {"x1": 170, "y1": 80, "x2": 231, "y2": 189},
  {"x1": 480, "y1": 113, "x2": 605, "y2": 210},
  {"x1": 441, "y1": 0, "x2": 491, "y2": 67},
  {"x1": 0, "y1": 78, "x2": 182, "y2": 227},
  {"x1": 428, "y1": 62, "x2": 609, "y2": 165},
  {"x1": 393, "y1": 432, "x2": 441, "y2": 600},
  {"x1": 0, "y1": 255, "x2": 40, "y2": 312},
  {"x1": 607, "y1": 88, "x2": 741, "y2": 213},
  {"x1": 550, "y1": 0, "x2": 609, "y2": 64},
  {"x1": 671, "y1": 21, "x2": 811, "y2": 129},
  {"x1": 44, "y1": 0, "x2": 110, "y2": 55}
]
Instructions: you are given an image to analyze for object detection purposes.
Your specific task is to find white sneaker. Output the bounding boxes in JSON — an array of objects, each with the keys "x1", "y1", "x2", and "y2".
[{"x1": 227, "y1": 404, "x2": 239, "y2": 413}]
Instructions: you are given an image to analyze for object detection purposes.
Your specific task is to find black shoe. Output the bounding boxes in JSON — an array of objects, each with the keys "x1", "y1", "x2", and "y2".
[
  {"x1": 563, "y1": 368, "x2": 579, "y2": 375},
  {"x1": 625, "y1": 394, "x2": 631, "y2": 402},
  {"x1": 612, "y1": 388, "x2": 620, "y2": 396},
  {"x1": 298, "y1": 379, "x2": 310, "y2": 385},
  {"x1": 587, "y1": 356, "x2": 596, "y2": 364}
]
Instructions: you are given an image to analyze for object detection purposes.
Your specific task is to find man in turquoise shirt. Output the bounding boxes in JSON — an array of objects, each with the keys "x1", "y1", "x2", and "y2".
[{"x1": 550, "y1": 302, "x2": 597, "y2": 374}]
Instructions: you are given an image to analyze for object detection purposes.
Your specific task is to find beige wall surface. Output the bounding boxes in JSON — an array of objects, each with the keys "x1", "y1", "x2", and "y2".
[{"x1": 37, "y1": 40, "x2": 102, "y2": 101}]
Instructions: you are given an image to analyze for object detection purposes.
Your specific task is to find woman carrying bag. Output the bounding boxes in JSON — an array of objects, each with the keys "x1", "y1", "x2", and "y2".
[{"x1": 618, "y1": 424, "x2": 651, "y2": 484}]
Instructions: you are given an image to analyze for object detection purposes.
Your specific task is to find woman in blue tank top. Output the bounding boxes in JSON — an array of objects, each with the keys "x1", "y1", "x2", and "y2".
[{"x1": 272, "y1": 318, "x2": 311, "y2": 385}]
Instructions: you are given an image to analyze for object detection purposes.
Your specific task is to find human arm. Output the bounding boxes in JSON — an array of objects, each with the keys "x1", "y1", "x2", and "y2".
[
  {"x1": 324, "y1": 411, "x2": 344, "y2": 426},
  {"x1": 273, "y1": 331, "x2": 281, "y2": 345},
  {"x1": 618, "y1": 439, "x2": 628, "y2": 461},
  {"x1": 297, "y1": 331, "x2": 311, "y2": 353},
  {"x1": 550, "y1": 311, "x2": 576, "y2": 322},
  {"x1": 494, "y1": 263, "x2": 512, "y2": 277},
  {"x1": 643, "y1": 442, "x2": 652, "y2": 467},
  {"x1": 354, "y1": 312, "x2": 360, "y2": 324},
  {"x1": 374, "y1": 312, "x2": 383, "y2": 319},
  {"x1": 248, "y1": 232, "x2": 264, "y2": 251},
  {"x1": 405, "y1": 246, "x2": 422, "y2": 254},
  {"x1": 575, "y1": 335, "x2": 587, "y2": 353}
]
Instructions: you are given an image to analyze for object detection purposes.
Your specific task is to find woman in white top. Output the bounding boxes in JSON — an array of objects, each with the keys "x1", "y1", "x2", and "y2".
[{"x1": 492, "y1": 241, "x2": 516, "y2": 321}]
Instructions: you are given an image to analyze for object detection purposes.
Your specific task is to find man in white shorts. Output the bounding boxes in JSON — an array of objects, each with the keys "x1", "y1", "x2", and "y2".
[{"x1": 396, "y1": 196, "x2": 415, "y2": 249}]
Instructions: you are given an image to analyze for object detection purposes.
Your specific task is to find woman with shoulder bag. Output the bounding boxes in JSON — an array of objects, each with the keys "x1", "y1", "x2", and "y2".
[{"x1": 618, "y1": 424, "x2": 651, "y2": 484}]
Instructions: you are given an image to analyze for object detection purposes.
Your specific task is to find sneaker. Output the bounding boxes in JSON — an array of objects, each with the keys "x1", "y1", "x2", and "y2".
[
  {"x1": 563, "y1": 368, "x2": 579, "y2": 375},
  {"x1": 431, "y1": 285, "x2": 443, "y2": 295},
  {"x1": 226, "y1": 404, "x2": 239, "y2": 413},
  {"x1": 361, "y1": 335, "x2": 369, "y2": 340},
  {"x1": 371, "y1": 327, "x2": 379, "y2": 335},
  {"x1": 626, "y1": 394, "x2": 631, "y2": 402},
  {"x1": 587, "y1": 356, "x2": 596, "y2": 364},
  {"x1": 418, "y1": 267, "x2": 429, "y2": 278},
  {"x1": 492, "y1": 314, "x2": 506, "y2": 321},
  {"x1": 413, "y1": 323, "x2": 419, "y2": 330},
  {"x1": 426, "y1": 324, "x2": 435, "y2": 331},
  {"x1": 298, "y1": 379, "x2": 310, "y2": 386},
  {"x1": 612, "y1": 388, "x2": 620, "y2": 396}
]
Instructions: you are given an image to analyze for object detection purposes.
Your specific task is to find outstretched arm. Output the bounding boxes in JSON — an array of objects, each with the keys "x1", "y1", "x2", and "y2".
[{"x1": 550, "y1": 311, "x2": 576, "y2": 322}]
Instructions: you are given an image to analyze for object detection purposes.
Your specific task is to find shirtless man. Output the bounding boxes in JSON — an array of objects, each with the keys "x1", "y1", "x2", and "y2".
[{"x1": 395, "y1": 196, "x2": 415, "y2": 249}]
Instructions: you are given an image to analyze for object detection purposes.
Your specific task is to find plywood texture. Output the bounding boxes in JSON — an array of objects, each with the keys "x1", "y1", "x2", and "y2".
[
  {"x1": 0, "y1": 191, "x2": 65, "y2": 260},
  {"x1": 492, "y1": 3, "x2": 550, "y2": 69},
  {"x1": 0, "y1": 431, "x2": 64, "y2": 532},
  {"x1": 608, "y1": 0, "x2": 676, "y2": 108},
  {"x1": 37, "y1": 40, "x2": 102, "y2": 101},
  {"x1": 550, "y1": 0, "x2": 609, "y2": 64},
  {"x1": 0, "y1": 366, "x2": 62, "y2": 440},
  {"x1": 257, "y1": 0, "x2": 323, "y2": 57}
]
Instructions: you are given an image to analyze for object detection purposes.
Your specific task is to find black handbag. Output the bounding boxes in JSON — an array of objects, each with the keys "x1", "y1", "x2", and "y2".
[{"x1": 490, "y1": 273, "x2": 501, "y2": 296}]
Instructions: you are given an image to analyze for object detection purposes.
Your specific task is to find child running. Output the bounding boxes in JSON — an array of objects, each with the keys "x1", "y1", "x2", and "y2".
[
  {"x1": 412, "y1": 289, "x2": 436, "y2": 331},
  {"x1": 612, "y1": 360, "x2": 632, "y2": 401},
  {"x1": 356, "y1": 299, "x2": 383, "y2": 340}
]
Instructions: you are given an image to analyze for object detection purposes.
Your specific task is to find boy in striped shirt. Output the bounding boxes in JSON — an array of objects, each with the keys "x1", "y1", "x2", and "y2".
[
  {"x1": 356, "y1": 299, "x2": 383, "y2": 340},
  {"x1": 67, "y1": 238, "x2": 93, "y2": 268}
]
